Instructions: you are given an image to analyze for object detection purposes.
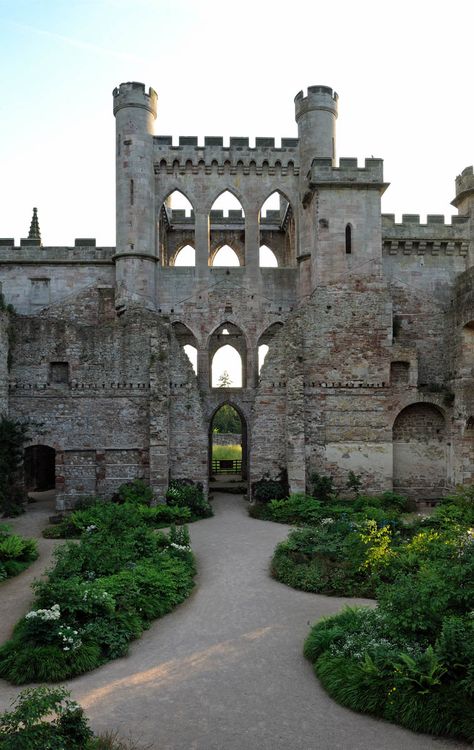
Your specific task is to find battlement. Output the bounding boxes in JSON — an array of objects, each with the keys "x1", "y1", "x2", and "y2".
[
  {"x1": 153, "y1": 137, "x2": 299, "y2": 176},
  {"x1": 294, "y1": 86, "x2": 338, "y2": 122},
  {"x1": 113, "y1": 81, "x2": 157, "y2": 117},
  {"x1": 382, "y1": 214, "x2": 469, "y2": 228},
  {"x1": 309, "y1": 157, "x2": 385, "y2": 187},
  {"x1": 382, "y1": 212, "x2": 470, "y2": 255},
  {"x1": 0, "y1": 244, "x2": 115, "y2": 264},
  {"x1": 452, "y1": 165, "x2": 474, "y2": 209}
]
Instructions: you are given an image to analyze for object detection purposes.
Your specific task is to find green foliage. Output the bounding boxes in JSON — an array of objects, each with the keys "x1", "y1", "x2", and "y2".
[
  {"x1": 346, "y1": 471, "x2": 362, "y2": 497},
  {"x1": 0, "y1": 685, "x2": 148, "y2": 749},
  {"x1": 212, "y1": 404, "x2": 241, "y2": 433},
  {"x1": 302, "y1": 486, "x2": 474, "y2": 742},
  {"x1": 0, "y1": 501, "x2": 196, "y2": 684},
  {"x1": 254, "y1": 494, "x2": 323, "y2": 524},
  {"x1": 0, "y1": 415, "x2": 29, "y2": 516},
  {"x1": 251, "y1": 469, "x2": 289, "y2": 504},
  {"x1": 114, "y1": 480, "x2": 154, "y2": 506},
  {"x1": 0, "y1": 524, "x2": 38, "y2": 580},
  {"x1": 0, "y1": 685, "x2": 93, "y2": 749},
  {"x1": 166, "y1": 479, "x2": 213, "y2": 518},
  {"x1": 309, "y1": 472, "x2": 336, "y2": 503}
]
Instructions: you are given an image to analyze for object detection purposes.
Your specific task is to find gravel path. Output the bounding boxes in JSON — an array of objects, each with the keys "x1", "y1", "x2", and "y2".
[{"x1": 0, "y1": 493, "x2": 466, "y2": 749}]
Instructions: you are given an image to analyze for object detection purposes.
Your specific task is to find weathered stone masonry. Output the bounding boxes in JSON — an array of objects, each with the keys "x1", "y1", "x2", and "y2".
[{"x1": 1, "y1": 82, "x2": 473, "y2": 506}]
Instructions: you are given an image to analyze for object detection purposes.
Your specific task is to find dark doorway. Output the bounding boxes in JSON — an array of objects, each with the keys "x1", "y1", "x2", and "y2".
[
  {"x1": 209, "y1": 404, "x2": 248, "y2": 483},
  {"x1": 24, "y1": 445, "x2": 56, "y2": 491}
]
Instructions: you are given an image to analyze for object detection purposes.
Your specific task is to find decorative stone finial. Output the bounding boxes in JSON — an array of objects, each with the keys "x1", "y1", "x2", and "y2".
[{"x1": 28, "y1": 207, "x2": 42, "y2": 243}]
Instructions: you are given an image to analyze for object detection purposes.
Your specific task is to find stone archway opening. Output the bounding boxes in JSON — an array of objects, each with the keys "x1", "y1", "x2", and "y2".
[
  {"x1": 209, "y1": 403, "x2": 248, "y2": 486},
  {"x1": 24, "y1": 444, "x2": 56, "y2": 492}
]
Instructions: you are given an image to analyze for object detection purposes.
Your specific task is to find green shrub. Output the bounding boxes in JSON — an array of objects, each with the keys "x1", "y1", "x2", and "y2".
[
  {"x1": 166, "y1": 479, "x2": 213, "y2": 518},
  {"x1": 0, "y1": 524, "x2": 38, "y2": 580},
  {"x1": 0, "y1": 416, "x2": 29, "y2": 517},
  {"x1": 309, "y1": 472, "x2": 336, "y2": 503},
  {"x1": 0, "y1": 504, "x2": 196, "y2": 683},
  {"x1": 303, "y1": 496, "x2": 474, "y2": 743},
  {"x1": 114, "y1": 480, "x2": 154, "y2": 506},
  {"x1": 0, "y1": 685, "x2": 93, "y2": 749},
  {"x1": 251, "y1": 471, "x2": 288, "y2": 504}
]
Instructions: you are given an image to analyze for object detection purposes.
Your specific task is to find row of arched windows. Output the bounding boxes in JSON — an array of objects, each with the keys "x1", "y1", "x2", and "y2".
[
  {"x1": 174, "y1": 244, "x2": 278, "y2": 267},
  {"x1": 159, "y1": 189, "x2": 295, "y2": 268},
  {"x1": 173, "y1": 321, "x2": 282, "y2": 388}
]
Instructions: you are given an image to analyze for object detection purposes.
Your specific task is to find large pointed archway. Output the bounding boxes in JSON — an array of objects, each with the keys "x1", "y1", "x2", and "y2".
[{"x1": 209, "y1": 403, "x2": 248, "y2": 483}]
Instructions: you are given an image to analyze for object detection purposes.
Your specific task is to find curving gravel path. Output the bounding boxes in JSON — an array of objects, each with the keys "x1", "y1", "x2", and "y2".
[{"x1": 0, "y1": 493, "x2": 466, "y2": 749}]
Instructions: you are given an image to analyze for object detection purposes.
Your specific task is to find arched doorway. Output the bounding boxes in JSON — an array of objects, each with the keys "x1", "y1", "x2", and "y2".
[
  {"x1": 392, "y1": 403, "x2": 446, "y2": 500},
  {"x1": 209, "y1": 404, "x2": 248, "y2": 483},
  {"x1": 24, "y1": 445, "x2": 56, "y2": 492}
]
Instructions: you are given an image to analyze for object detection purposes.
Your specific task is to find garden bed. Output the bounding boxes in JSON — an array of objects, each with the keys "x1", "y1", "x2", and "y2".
[
  {"x1": 0, "y1": 500, "x2": 196, "y2": 684},
  {"x1": 259, "y1": 481, "x2": 474, "y2": 742}
]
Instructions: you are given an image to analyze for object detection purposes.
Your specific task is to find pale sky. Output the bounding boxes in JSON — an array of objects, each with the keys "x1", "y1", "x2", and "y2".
[{"x1": 0, "y1": 0, "x2": 472, "y2": 246}]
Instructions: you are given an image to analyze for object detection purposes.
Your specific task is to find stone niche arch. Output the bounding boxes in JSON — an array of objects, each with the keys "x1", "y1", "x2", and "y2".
[
  {"x1": 24, "y1": 444, "x2": 56, "y2": 492},
  {"x1": 157, "y1": 189, "x2": 195, "y2": 266},
  {"x1": 392, "y1": 402, "x2": 447, "y2": 500},
  {"x1": 208, "y1": 322, "x2": 247, "y2": 388}
]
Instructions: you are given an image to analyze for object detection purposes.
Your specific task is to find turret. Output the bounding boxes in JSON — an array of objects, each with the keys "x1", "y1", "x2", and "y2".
[
  {"x1": 113, "y1": 82, "x2": 158, "y2": 311},
  {"x1": 294, "y1": 86, "x2": 338, "y2": 176},
  {"x1": 452, "y1": 166, "x2": 474, "y2": 216}
]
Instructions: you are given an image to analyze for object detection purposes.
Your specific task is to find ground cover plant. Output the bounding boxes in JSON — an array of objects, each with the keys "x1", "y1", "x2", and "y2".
[
  {"x1": 43, "y1": 479, "x2": 212, "y2": 539},
  {"x1": 0, "y1": 502, "x2": 195, "y2": 684},
  {"x1": 0, "y1": 685, "x2": 149, "y2": 749},
  {"x1": 300, "y1": 486, "x2": 474, "y2": 742},
  {"x1": 0, "y1": 523, "x2": 38, "y2": 581}
]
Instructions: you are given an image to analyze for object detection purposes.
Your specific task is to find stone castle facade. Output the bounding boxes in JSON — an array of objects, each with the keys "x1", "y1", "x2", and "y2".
[{"x1": 1, "y1": 81, "x2": 473, "y2": 508}]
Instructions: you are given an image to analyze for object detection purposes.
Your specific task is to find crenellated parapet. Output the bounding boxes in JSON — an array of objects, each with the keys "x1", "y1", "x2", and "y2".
[
  {"x1": 309, "y1": 157, "x2": 386, "y2": 189},
  {"x1": 382, "y1": 213, "x2": 470, "y2": 256},
  {"x1": 0, "y1": 244, "x2": 115, "y2": 264},
  {"x1": 153, "y1": 137, "x2": 299, "y2": 176}
]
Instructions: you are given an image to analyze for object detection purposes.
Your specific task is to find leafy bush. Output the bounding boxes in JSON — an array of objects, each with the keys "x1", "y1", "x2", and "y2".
[
  {"x1": 43, "y1": 484, "x2": 201, "y2": 539},
  {"x1": 113, "y1": 479, "x2": 154, "y2": 506},
  {"x1": 0, "y1": 504, "x2": 195, "y2": 683},
  {"x1": 303, "y1": 487, "x2": 474, "y2": 742},
  {"x1": 166, "y1": 479, "x2": 213, "y2": 518},
  {"x1": 251, "y1": 470, "x2": 288, "y2": 504},
  {"x1": 0, "y1": 685, "x2": 92, "y2": 749},
  {"x1": 309, "y1": 472, "x2": 336, "y2": 503},
  {"x1": 0, "y1": 416, "x2": 28, "y2": 516},
  {"x1": 0, "y1": 686, "x2": 150, "y2": 749},
  {"x1": 0, "y1": 524, "x2": 38, "y2": 581}
]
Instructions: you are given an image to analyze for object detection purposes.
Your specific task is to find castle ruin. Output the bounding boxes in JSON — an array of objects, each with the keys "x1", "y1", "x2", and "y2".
[{"x1": 1, "y1": 81, "x2": 473, "y2": 507}]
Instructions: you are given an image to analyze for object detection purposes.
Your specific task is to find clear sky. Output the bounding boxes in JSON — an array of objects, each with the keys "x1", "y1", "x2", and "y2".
[{"x1": 0, "y1": 0, "x2": 472, "y2": 246}]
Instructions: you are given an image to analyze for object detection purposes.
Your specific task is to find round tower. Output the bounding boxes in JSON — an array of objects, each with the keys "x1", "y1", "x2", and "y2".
[
  {"x1": 113, "y1": 82, "x2": 158, "y2": 311},
  {"x1": 452, "y1": 166, "x2": 474, "y2": 216},
  {"x1": 294, "y1": 85, "x2": 338, "y2": 175}
]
